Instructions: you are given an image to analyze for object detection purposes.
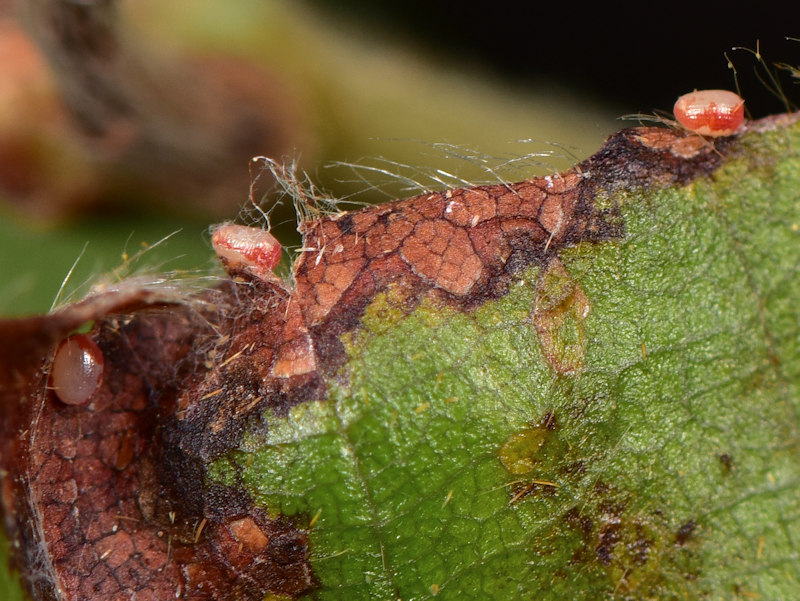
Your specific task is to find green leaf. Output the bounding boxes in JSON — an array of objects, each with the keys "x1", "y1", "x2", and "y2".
[
  {"x1": 3, "y1": 119, "x2": 800, "y2": 600},
  {"x1": 210, "y1": 120, "x2": 800, "y2": 599}
]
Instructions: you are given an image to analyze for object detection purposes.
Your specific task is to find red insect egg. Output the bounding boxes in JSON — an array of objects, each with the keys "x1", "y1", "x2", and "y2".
[
  {"x1": 211, "y1": 223, "x2": 282, "y2": 280},
  {"x1": 673, "y1": 90, "x2": 745, "y2": 137},
  {"x1": 51, "y1": 334, "x2": 104, "y2": 405}
]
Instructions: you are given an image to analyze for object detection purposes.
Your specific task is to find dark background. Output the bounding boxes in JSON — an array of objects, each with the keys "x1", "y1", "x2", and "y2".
[{"x1": 311, "y1": 1, "x2": 800, "y2": 118}]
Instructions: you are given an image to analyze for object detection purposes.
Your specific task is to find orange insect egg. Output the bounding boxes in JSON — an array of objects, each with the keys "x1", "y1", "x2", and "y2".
[
  {"x1": 673, "y1": 90, "x2": 745, "y2": 137},
  {"x1": 51, "y1": 334, "x2": 104, "y2": 405},
  {"x1": 211, "y1": 223, "x2": 282, "y2": 281}
]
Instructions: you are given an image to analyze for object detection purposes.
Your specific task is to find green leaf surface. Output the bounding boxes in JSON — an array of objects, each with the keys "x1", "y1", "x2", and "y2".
[
  {"x1": 2, "y1": 120, "x2": 799, "y2": 600},
  {"x1": 208, "y1": 121, "x2": 800, "y2": 599}
]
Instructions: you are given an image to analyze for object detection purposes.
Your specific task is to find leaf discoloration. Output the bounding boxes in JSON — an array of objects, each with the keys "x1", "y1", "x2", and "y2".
[
  {"x1": 0, "y1": 124, "x2": 752, "y2": 599},
  {"x1": 532, "y1": 258, "x2": 591, "y2": 374}
]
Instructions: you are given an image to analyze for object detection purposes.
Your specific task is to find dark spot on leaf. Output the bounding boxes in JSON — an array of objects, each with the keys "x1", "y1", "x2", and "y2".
[
  {"x1": 718, "y1": 453, "x2": 734, "y2": 473},
  {"x1": 560, "y1": 459, "x2": 587, "y2": 477},
  {"x1": 596, "y1": 521, "x2": 621, "y2": 565},
  {"x1": 564, "y1": 506, "x2": 594, "y2": 538},
  {"x1": 336, "y1": 213, "x2": 355, "y2": 234},
  {"x1": 675, "y1": 520, "x2": 696, "y2": 546}
]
